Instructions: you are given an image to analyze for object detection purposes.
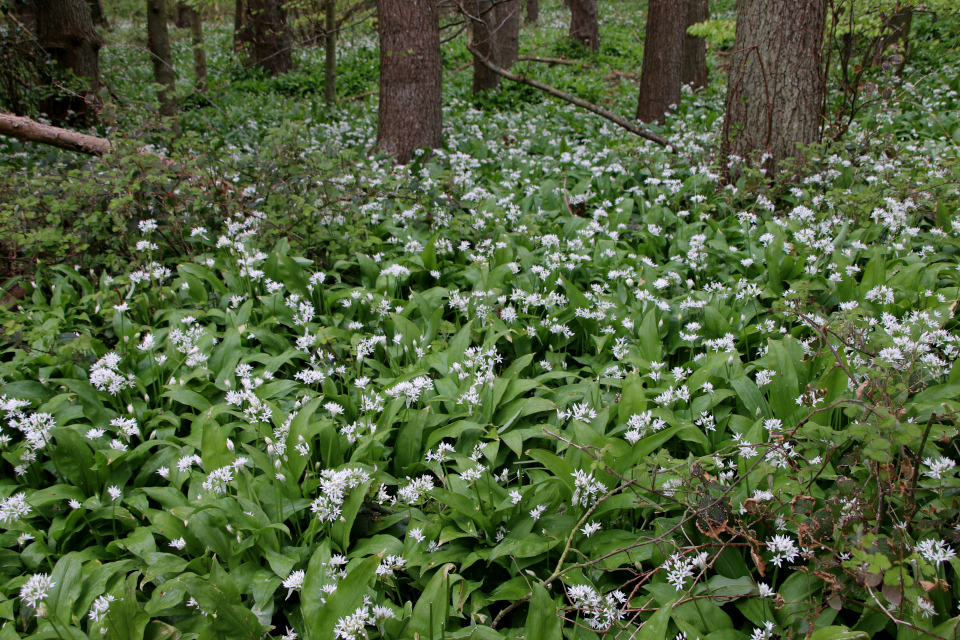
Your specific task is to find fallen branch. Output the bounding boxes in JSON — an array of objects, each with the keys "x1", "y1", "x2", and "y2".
[
  {"x1": 343, "y1": 89, "x2": 379, "y2": 103},
  {"x1": 0, "y1": 112, "x2": 113, "y2": 156},
  {"x1": 518, "y1": 55, "x2": 591, "y2": 67},
  {"x1": 465, "y1": 44, "x2": 668, "y2": 146},
  {"x1": 0, "y1": 112, "x2": 180, "y2": 168}
]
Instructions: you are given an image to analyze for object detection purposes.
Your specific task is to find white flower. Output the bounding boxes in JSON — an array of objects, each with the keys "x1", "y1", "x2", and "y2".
[
  {"x1": 283, "y1": 570, "x2": 305, "y2": 599},
  {"x1": 169, "y1": 537, "x2": 186, "y2": 550},
  {"x1": 915, "y1": 538, "x2": 956, "y2": 566},
  {"x1": 757, "y1": 582, "x2": 775, "y2": 598},
  {"x1": 88, "y1": 594, "x2": 115, "y2": 622},
  {"x1": 107, "y1": 486, "x2": 122, "y2": 501},
  {"x1": 917, "y1": 596, "x2": 935, "y2": 619},
  {"x1": 766, "y1": 534, "x2": 800, "y2": 567},
  {"x1": 581, "y1": 522, "x2": 601, "y2": 538},
  {"x1": 529, "y1": 505, "x2": 546, "y2": 521},
  {"x1": 0, "y1": 493, "x2": 31, "y2": 524},
  {"x1": 19, "y1": 573, "x2": 55, "y2": 611},
  {"x1": 923, "y1": 456, "x2": 956, "y2": 480}
]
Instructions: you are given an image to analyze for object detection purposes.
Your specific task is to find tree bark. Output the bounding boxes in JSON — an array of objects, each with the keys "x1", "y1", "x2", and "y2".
[
  {"x1": 234, "y1": 0, "x2": 251, "y2": 51},
  {"x1": 636, "y1": 0, "x2": 685, "y2": 124},
  {"x1": 496, "y1": 0, "x2": 520, "y2": 69},
  {"x1": 681, "y1": 0, "x2": 708, "y2": 89},
  {"x1": 568, "y1": 0, "x2": 599, "y2": 51},
  {"x1": 871, "y1": 4, "x2": 912, "y2": 69},
  {"x1": 526, "y1": 0, "x2": 538, "y2": 23},
  {"x1": 469, "y1": 0, "x2": 500, "y2": 92},
  {"x1": 87, "y1": 0, "x2": 109, "y2": 28},
  {"x1": 722, "y1": 0, "x2": 827, "y2": 173},
  {"x1": 146, "y1": 0, "x2": 178, "y2": 119},
  {"x1": 34, "y1": 0, "x2": 102, "y2": 123},
  {"x1": 376, "y1": 0, "x2": 442, "y2": 164},
  {"x1": 246, "y1": 0, "x2": 293, "y2": 75},
  {"x1": 175, "y1": 1, "x2": 191, "y2": 27},
  {"x1": 0, "y1": 111, "x2": 111, "y2": 155},
  {"x1": 187, "y1": 6, "x2": 208, "y2": 91},
  {"x1": 324, "y1": 0, "x2": 336, "y2": 103}
]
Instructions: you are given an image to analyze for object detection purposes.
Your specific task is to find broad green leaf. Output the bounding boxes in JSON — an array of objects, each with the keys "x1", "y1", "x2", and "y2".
[{"x1": 308, "y1": 554, "x2": 380, "y2": 640}]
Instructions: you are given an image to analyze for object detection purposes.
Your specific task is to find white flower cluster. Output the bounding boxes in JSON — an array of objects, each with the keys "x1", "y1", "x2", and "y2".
[
  {"x1": 310, "y1": 467, "x2": 371, "y2": 522},
  {"x1": 566, "y1": 584, "x2": 626, "y2": 630}
]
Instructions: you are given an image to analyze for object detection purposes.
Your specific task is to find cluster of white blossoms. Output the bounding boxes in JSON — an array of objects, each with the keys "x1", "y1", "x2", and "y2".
[
  {"x1": 567, "y1": 584, "x2": 626, "y2": 630},
  {"x1": 310, "y1": 467, "x2": 371, "y2": 522}
]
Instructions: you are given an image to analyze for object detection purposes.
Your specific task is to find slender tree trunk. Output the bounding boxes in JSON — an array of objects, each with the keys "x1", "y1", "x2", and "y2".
[
  {"x1": 526, "y1": 0, "x2": 538, "y2": 23},
  {"x1": 376, "y1": 0, "x2": 442, "y2": 164},
  {"x1": 175, "y1": 1, "x2": 191, "y2": 27},
  {"x1": 469, "y1": 0, "x2": 500, "y2": 92},
  {"x1": 187, "y1": 6, "x2": 208, "y2": 91},
  {"x1": 681, "y1": 0, "x2": 708, "y2": 89},
  {"x1": 568, "y1": 0, "x2": 599, "y2": 51},
  {"x1": 324, "y1": 0, "x2": 336, "y2": 103},
  {"x1": 146, "y1": 0, "x2": 178, "y2": 120},
  {"x1": 234, "y1": 0, "x2": 251, "y2": 51},
  {"x1": 636, "y1": 0, "x2": 685, "y2": 124},
  {"x1": 246, "y1": 0, "x2": 293, "y2": 75},
  {"x1": 496, "y1": 0, "x2": 520, "y2": 69},
  {"x1": 871, "y1": 4, "x2": 912, "y2": 69},
  {"x1": 87, "y1": 0, "x2": 109, "y2": 28},
  {"x1": 34, "y1": 0, "x2": 102, "y2": 123},
  {"x1": 722, "y1": 0, "x2": 827, "y2": 172}
]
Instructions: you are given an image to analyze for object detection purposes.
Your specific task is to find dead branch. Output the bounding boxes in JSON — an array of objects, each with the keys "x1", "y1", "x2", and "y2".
[
  {"x1": 464, "y1": 44, "x2": 669, "y2": 147},
  {"x1": 518, "y1": 55, "x2": 591, "y2": 67},
  {"x1": 0, "y1": 112, "x2": 174, "y2": 165},
  {"x1": 0, "y1": 113, "x2": 113, "y2": 156}
]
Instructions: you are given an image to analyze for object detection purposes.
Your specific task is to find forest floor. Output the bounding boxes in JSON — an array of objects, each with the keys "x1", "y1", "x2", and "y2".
[{"x1": 1, "y1": 2, "x2": 960, "y2": 640}]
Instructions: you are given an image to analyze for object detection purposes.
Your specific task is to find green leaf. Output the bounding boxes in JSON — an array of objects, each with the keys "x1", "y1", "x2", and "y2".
[
  {"x1": 405, "y1": 564, "x2": 461, "y2": 640},
  {"x1": 636, "y1": 605, "x2": 671, "y2": 640},
  {"x1": 488, "y1": 535, "x2": 559, "y2": 563},
  {"x1": 308, "y1": 554, "x2": 380, "y2": 640},
  {"x1": 807, "y1": 627, "x2": 869, "y2": 640},
  {"x1": 102, "y1": 574, "x2": 151, "y2": 640},
  {"x1": 526, "y1": 583, "x2": 561, "y2": 640}
]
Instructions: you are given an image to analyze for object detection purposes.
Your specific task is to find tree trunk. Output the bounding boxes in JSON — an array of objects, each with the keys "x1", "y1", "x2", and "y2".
[
  {"x1": 87, "y1": 0, "x2": 109, "y2": 28},
  {"x1": 526, "y1": 0, "x2": 538, "y2": 23},
  {"x1": 636, "y1": 0, "x2": 685, "y2": 124},
  {"x1": 469, "y1": 0, "x2": 500, "y2": 92},
  {"x1": 681, "y1": 0, "x2": 708, "y2": 89},
  {"x1": 324, "y1": 0, "x2": 336, "y2": 103},
  {"x1": 722, "y1": 0, "x2": 827, "y2": 173},
  {"x1": 246, "y1": 0, "x2": 293, "y2": 75},
  {"x1": 34, "y1": 0, "x2": 102, "y2": 123},
  {"x1": 234, "y1": 0, "x2": 251, "y2": 51},
  {"x1": 496, "y1": 0, "x2": 520, "y2": 69},
  {"x1": 187, "y1": 6, "x2": 208, "y2": 91},
  {"x1": 568, "y1": 0, "x2": 599, "y2": 51},
  {"x1": 175, "y1": 1, "x2": 191, "y2": 27},
  {"x1": 376, "y1": 0, "x2": 442, "y2": 164},
  {"x1": 872, "y1": 4, "x2": 912, "y2": 69},
  {"x1": 146, "y1": 0, "x2": 178, "y2": 120}
]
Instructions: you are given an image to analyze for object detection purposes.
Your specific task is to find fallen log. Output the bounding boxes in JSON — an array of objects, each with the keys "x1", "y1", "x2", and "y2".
[
  {"x1": 465, "y1": 44, "x2": 668, "y2": 147},
  {"x1": 0, "y1": 112, "x2": 113, "y2": 157},
  {"x1": 518, "y1": 55, "x2": 591, "y2": 67}
]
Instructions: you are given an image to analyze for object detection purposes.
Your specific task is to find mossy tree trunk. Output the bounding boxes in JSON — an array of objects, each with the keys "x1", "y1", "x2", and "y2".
[
  {"x1": 324, "y1": 0, "x2": 336, "y2": 103},
  {"x1": 246, "y1": 0, "x2": 293, "y2": 75}
]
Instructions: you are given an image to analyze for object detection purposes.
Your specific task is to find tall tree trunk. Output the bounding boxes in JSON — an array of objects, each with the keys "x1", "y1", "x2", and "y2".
[
  {"x1": 175, "y1": 1, "x2": 191, "y2": 27},
  {"x1": 87, "y1": 0, "x2": 109, "y2": 28},
  {"x1": 146, "y1": 0, "x2": 177, "y2": 120},
  {"x1": 871, "y1": 4, "x2": 912, "y2": 69},
  {"x1": 324, "y1": 0, "x2": 336, "y2": 103},
  {"x1": 681, "y1": 0, "x2": 708, "y2": 89},
  {"x1": 246, "y1": 0, "x2": 293, "y2": 75},
  {"x1": 722, "y1": 0, "x2": 826, "y2": 173},
  {"x1": 568, "y1": 0, "x2": 599, "y2": 51},
  {"x1": 496, "y1": 0, "x2": 520, "y2": 69},
  {"x1": 34, "y1": 0, "x2": 102, "y2": 123},
  {"x1": 636, "y1": 0, "x2": 685, "y2": 124},
  {"x1": 187, "y1": 6, "x2": 208, "y2": 91},
  {"x1": 376, "y1": 0, "x2": 442, "y2": 164},
  {"x1": 526, "y1": 0, "x2": 538, "y2": 23},
  {"x1": 234, "y1": 0, "x2": 251, "y2": 51},
  {"x1": 469, "y1": 0, "x2": 500, "y2": 92}
]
